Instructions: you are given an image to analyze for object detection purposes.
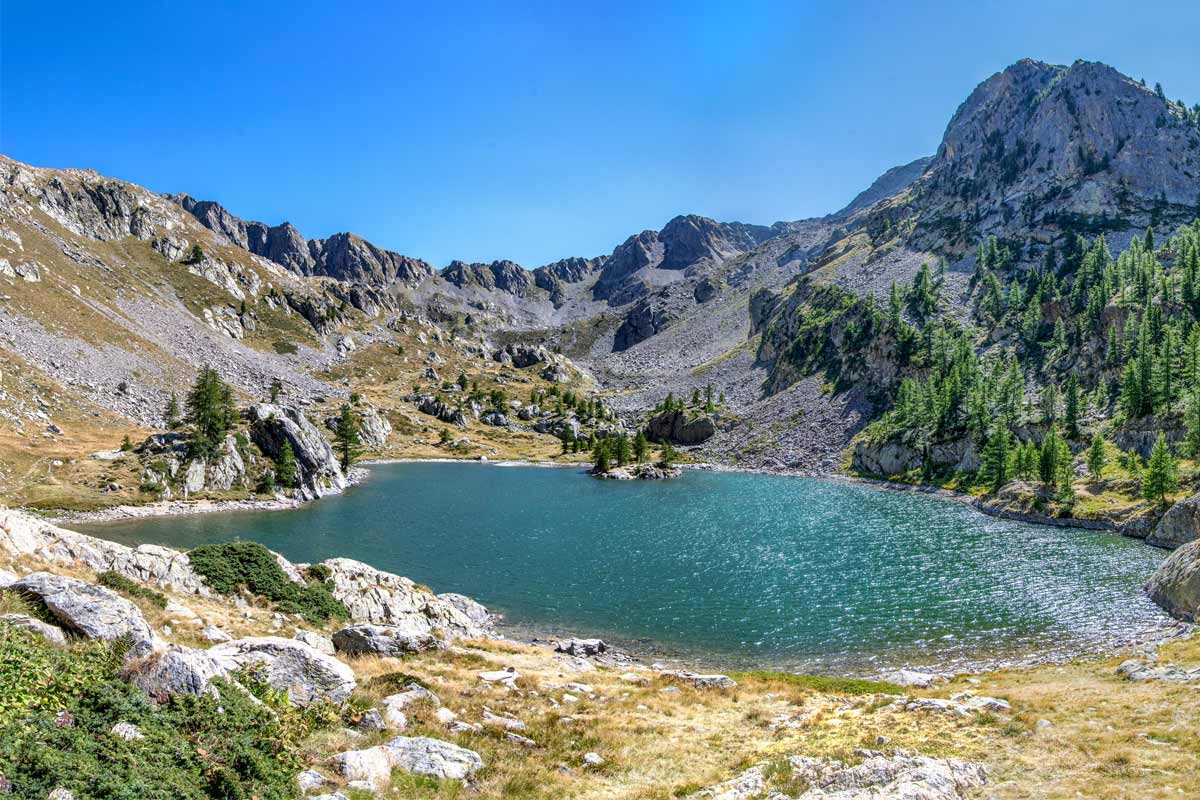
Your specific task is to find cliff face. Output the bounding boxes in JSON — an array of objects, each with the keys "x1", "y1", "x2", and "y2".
[{"x1": 854, "y1": 60, "x2": 1200, "y2": 259}]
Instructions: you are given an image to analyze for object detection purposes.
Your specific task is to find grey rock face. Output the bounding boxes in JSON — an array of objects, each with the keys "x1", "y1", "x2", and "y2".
[
  {"x1": 382, "y1": 736, "x2": 484, "y2": 780},
  {"x1": 10, "y1": 573, "x2": 154, "y2": 657},
  {"x1": 1148, "y1": 492, "x2": 1200, "y2": 549},
  {"x1": 205, "y1": 434, "x2": 247, "y2": 491},
  {"x1": 332, "y1": 622, "x2": 443, "y2": 656},
  {"x1": 293, "y1": 629, "x2": 336, "y2": 654},
  {"x1": 614, "y1": 300, "x2": 672, "y2": 351},
  {"x1": 414, "y1": 394, "x2": 468, "y2": 427},
  {"x1": 208, "y1": 636, "x2": 357, "y2": 706},
  {"x1": 0, "y1": 613, "x2": 68, "y2": 645},
  {"x1": 1145, "y1": 539, "x2": 1200, "y2": 621},
  {"x1": 441, "y1": 260, "x2": 533, "y2": 296},
  {"x1": 357, "y1": 406, "x2": 392, "y2": 448},
  {"x1": 493, "y1": 342, "x2": 551, "y2": 368},
  {"x1": 555, "y1": 638, "x2": 607, "y2": 657},
  {"x1": 480, "y1": 411, "x2": 508, "y2": 427},
  {"x1": 248, "y1": 403, "x2": 347, "y2": 500},
  {"x1": 436, "y1": 593, "x2": 492, "y2": 629},
  {"x1": 319, "y1": 558, "x2": 490, "y2": 639},
  {"x1": 645, "y1": 409, "x2": 715, "y2": 445},
  {"x1": 128, "y1": 645, "x2": 230, "y2": 700}
]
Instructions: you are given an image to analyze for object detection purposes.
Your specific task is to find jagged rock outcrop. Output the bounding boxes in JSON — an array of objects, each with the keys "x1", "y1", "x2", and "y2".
[
  {"x1": 1145, "y1": 539, "x2": 1200, "y2": 621},
  {"x1": 592, "y1": 215, "x2": 779, "y2": 304},
  {"x1": 332, "y1": 622, "x2": 443, "y2": 656},
  {"x1": 10, "y1": 572, "x2": 155, "y2": 657},
  {"x1": 319, "y1": 558, "x2": 491, "y2": 639},
  {"x1": 414, "y1": 394, "x2": 468, "y2": 427},
  {"x1": 645, "y1": 409, "x2": 715, "y2": 445},
  {"x1": 533, "y1": 256, "x2": 605, "y2": 305},
  {"x1": 208, "y1": 637, "x2": 357, "y2": 706},
  {"x1": 325, "y1": 406, "x2": 391, "y2": 449},
  {"x1": 441, "y1": 260, "x2": 532, "y2": 295},
  {"x1": 247, "y1": 403, "x2": 347, "y2": 499},
  {"x1": 0, "y1": 509, "x2": 208, "y2": 595},
  {"x1": 1148, "y1": 492, "x2": 1200, "y2": 549},
  {"x1": 493, "y1": 342, "x2": 551, "y2": 367},
  {"x1": 614, "y1": 299, "x2": 672, "y2": 351},
  {"x1": 172, "y1": 194, "x2": 433, "y2": 287}
]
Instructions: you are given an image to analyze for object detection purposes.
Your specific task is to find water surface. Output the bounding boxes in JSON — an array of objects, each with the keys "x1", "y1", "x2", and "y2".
[{"x1": 74, "y1": 463, "x2": 1169, "y2": 673}]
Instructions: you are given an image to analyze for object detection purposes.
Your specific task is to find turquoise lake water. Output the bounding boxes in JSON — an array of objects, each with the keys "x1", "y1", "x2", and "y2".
[{"x1": 73, "y1": 462, "x2": 1171, "y2": 673}]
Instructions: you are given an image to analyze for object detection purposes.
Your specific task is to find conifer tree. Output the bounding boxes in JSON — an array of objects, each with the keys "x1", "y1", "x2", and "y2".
[
  {"x1": 633, "y1": 431, "x2": 649, "y2": 462},
  {"x1": 980, "y1": 426, "x2": 1011, "y2": 493},
  {"x1": 334, "y1": 405, "x2": 362, "y2": 469},
  {"x1": 593, "y1": 440, "x2": 611, "y2": 474},
  {"x1": 164, "y1": 393, "x2": 181, "y2": 429},
  {"x1": 1064, "y1": 376, "x2": 1080, "y2": 439},
  {"x1": 1086, "y1": 433, "x2": 1106, "y2": 481},
  {"x1": 275, "y1": 440, "x2": 298, "y2": 488},
  {"x1": 1143, "y1": 433, "x2": 1178, "y2": 505},
  {"x1": 186, "y1": 365, "x2": 238, "y2": 459}
]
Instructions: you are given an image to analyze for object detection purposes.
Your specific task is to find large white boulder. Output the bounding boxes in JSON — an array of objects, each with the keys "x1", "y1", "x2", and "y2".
[{"x1": 10, "y1": 572, "x2": 155, "y2": 657}]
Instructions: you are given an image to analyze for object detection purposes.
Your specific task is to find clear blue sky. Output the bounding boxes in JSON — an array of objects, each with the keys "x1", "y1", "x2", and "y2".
[{"x1": 3, "y1": 1, "x2": 1200, "y2": 268}]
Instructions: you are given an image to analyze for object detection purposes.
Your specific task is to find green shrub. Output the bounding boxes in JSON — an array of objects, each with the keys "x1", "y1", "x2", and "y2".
[
  {"x1": 272, "y1": 339, "x2": 298, "y2": 355},
  {"x1": 0, "y1": 624, "x2": 120, "y2": 725},
  {"x1": 0, "y1": 640, "x2": 308, "y2": 799},
  {"x1": 96, "y1": 571, "x2": 168, "y2": 609},
  {"x1": 188, "y1": 542, "x2": 348, "y2": 624}
]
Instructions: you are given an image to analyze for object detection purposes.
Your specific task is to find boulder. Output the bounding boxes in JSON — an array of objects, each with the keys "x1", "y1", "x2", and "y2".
[
  {"x1": 357, "y1": 406, "x2": 392, "y2": 448},
  {"x1": 493, "y1": 343, "x2": 550, "y2": 368},
  {"x1": 0, "y1": 613, "x2": 67, "y2": 645},
  {"x1": 332, "y1": 622, "x2": 443, "y2": 656},
  {"x1": 209, "y1": 636, "x2": 357, "y2": 706},
  {"x1": 555, "y1": 638, "x2": 607, "y2": 657},
  {"x1": 414, "y1": 394, "x2": 468, "y2": 427},
  {"x1": 129, "y1": 645, "x2": 230, "y2": 700},
  {"x1": 645, "y1": 409, "x2": 715, "y2": 445},
  {"x1": 10, "y1": 573, "x2": 154, "y2": 657},
  {"x1": 318, "y1": 558, "x2": 489, "y2": 638},
  {"x1": 382, "y1": 736, "x2": 483, "y2": 780},
  {"x1": 294, "y1": 629, "x2": 336, "y2": 654},
  {"x1": 1146, "y1": 539, "x2": 1200, "y2": 621},
  {"x1": 1148, "y1": 492, "x2": 1200, "y2": 549},
  {"x1": 330, "y1": 745, "x2": 393, "y2": 791},
  {"x1": 437, "y1": 593, "x2": 492, "y2": 629},
  {"x1": 382, "y1": 684, "x2": 441, "y2": 711},
  {"x1": 182, "y1": 459, "x2": 206, "y2": 495},
  {"x1": 248, "y1": 404, "x2": 347, "y2": 500},
  {"x1": 659, "y1": 670, "x2": 736, "y2": 689},
  {"x1": 480, "y1": 411, "x2": 509, "y2": 426},
  {"x1": 205, "y1": 434, "x2": 247, "y2": 491},
  {"x1": 296, "y1": 769, "x2": 329, "y2": 795}
]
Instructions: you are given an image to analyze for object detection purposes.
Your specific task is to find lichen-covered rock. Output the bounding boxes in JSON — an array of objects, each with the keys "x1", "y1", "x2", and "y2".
[
  {"x1": 332, "y1": 622, "x2": 443, "y2": 656},
  {"x1": 1146, "y1": 538, "x2": 1200, "y2": 621},
  {"x1": 293, "y1": 629, "x2": 336, "y2": 654},
  {"x1": 205, "y1": 434, "x2": 247, "y2": 491},
  {"x1": 209, "y1": 636, "x2": 356, "y2": 706},
  {"x1": 319, "y1": 558, "x2": 489, "y2": 639},
  {"x1": 437, "y1": 593, "x2": 493, "y2": 629},
  {"x1": 330, "y1": 745, "x2": 393, "y2": 790},
  {"x1": 659, "y1": 670, "x2": 736, "y2": 689},
  {"x1": 128, "y1": 645, "x2": 230, "y2": 700},
  {"x1": 0, "y1": 509, "x2": 208, "y2": 595},
  {"x1": 10, "y1": 572, "x2": 154, "y2": 657},
  {"x1": 382, "y1": 736, "x2": 483, "y2": 780},
  {"x1": 357, "y1": 406, "x2": 392, "y2": 448}
]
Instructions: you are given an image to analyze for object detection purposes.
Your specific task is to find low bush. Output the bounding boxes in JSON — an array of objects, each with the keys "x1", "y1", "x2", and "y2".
[
  {"x1": 0, "y1": 629, "x2": 313, "y2": 798},
  {"x1": 187, "y1": 541, "x2": 348, "y2": 624},
  {"x1": 96, "y1": 571, "x2": 168, "y2": 609}
]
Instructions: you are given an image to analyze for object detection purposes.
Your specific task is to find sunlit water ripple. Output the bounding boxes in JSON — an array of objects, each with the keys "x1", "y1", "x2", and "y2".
[{"x1": 73, "y1": 462, "x2": 1172, "y2": 673}]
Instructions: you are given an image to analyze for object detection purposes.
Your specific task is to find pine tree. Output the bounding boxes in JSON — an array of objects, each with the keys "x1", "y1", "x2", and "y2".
[
  {"x1": 1086, "y1": 433, "x2": 1106, "y2": 481},
  {"x1": 1143, "y1": 433, "x2": 1178, "y2": 505},
  {"x1": 120, "y1": 434, "x2": 133, "y2": 452},
  {"x1": 269, "y1": 379, "x2": 283, "y2": 403},
  {"x1": 164, "y1": 393, "x2": 181, "y2": 429},
  {"x1": 1187, "y1": 388, "x2": 1200, "y2": 457},
  {"x1": 658, "y1": 440, "x2": 676, "y2": 467},
  {"x1": 980, "y1": 426, "x2": 1011, "y2": 493},
  {"x1": 593, "y1": 441, "x2": 611, "y2": 474},
  {"x1": 615, "y1": 434, "x2": 632, "y2": 466},
  {"x1": 185, "y1": 365, "x2": 238, "y2": 459},
  {"x1": 633, "y1": 431, "x2": 649, "y2": 462},
  {"x1": 334, "y1": 405, "x2": 362, "y2": 469},
  {"x1": 1064, "y1": 375, "x2": 1080, "y2": 439},
  {"x1": 1039, "y1": 427, "x2": 1062, "y2": 486},
  {"x1": 275, "y1": 440, "x2": 298, "y2": 488}
]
